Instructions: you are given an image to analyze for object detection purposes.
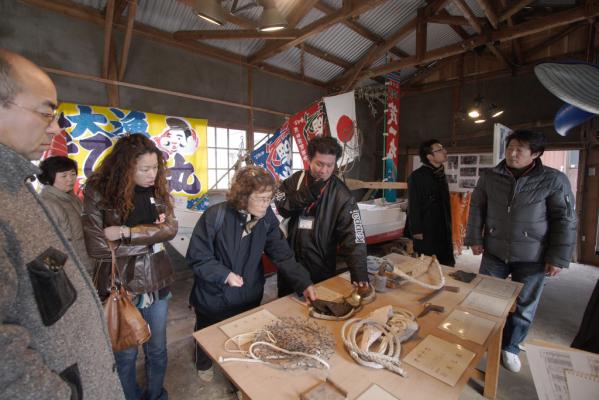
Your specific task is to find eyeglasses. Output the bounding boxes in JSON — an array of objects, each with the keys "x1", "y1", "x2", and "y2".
[
  {"x1": 249, "y1": 195, "x2": 273, "y2": 204},
  {"x1": 7, "y1": 101, "x2": 58, "y2": 124}
]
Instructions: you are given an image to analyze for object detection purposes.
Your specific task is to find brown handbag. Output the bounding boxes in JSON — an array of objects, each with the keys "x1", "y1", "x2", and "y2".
[{"x1": 103, "y1": 243, "x2": 151, "y2": 352}]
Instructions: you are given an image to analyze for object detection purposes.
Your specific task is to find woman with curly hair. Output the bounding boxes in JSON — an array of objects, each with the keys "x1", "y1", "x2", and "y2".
[
  {"x1": 186, "y1": 165, "x2": 316, "y2": 382},
  {"x1": 82, "y1": 133, "x2": 177, "y2": 400}
]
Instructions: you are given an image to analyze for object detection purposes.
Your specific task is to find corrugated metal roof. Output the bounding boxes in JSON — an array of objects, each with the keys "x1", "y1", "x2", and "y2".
[
  {"x1": 444, "y1": 1, "x2": 483, "y2": 19},
  {"x1": 296, "y1": 8, "x2": 326, "y2": 29},
  {"x1": 264, "y1": 47, "x2": 301, "y2": 74},
  {"x1": 396, "y1": 22, "x2": 463, "y2": 54},
  {"x1": 303, "y1": 52, "x2": 344, "y2": 82},
  {"x1": 305, "y1": 23, "x2": 373, "y2": 64},
  {"x1": 320, "y1": 0, "x2": 342, "y2": 9},
  {"x1": 71, "y1": 0, "x2": 106, "y2": 9},
  {"x1": 357, "y1": 0, "x2": 425, "y2": 39},
  {"x1": 200, "y1": 38, "x2": 265, "y2": 56}
]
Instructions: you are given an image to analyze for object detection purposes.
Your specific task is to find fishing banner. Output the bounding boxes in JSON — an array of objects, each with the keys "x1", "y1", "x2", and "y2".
[
  {"x1": 323, "y1": 90, "x2": 358, "y2": 167},
  {"x1": 383, "y1": 79, "x2": 400, "y2": 202},
  {"x1": 288, "y1": 101, "x2": 327, "y2": 169},
  {"x1": 251, "y1": 122, "x2": 292, "y2": 181},
  {"x1": 53, "y1": 103, "x2": 208, "y2": 201}
]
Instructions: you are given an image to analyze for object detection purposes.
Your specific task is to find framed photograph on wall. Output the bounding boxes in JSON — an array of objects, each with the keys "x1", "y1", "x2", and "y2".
[{"x1": 493, "y1": 123, "x2": 513, "y2": 165}]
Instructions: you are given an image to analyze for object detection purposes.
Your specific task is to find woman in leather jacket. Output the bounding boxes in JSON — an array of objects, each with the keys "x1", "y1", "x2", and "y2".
[
  {"x1": 38, "y1": 156, "x2": 92, "y2": 273},
  {"x1": 82, "y1": 134, "x2": 177, "y2": 400}
]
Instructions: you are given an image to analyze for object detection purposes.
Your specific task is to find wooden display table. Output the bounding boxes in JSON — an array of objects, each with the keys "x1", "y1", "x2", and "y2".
[{"x1": 193, "y1": 258, "x2": 522, "y2": 400}]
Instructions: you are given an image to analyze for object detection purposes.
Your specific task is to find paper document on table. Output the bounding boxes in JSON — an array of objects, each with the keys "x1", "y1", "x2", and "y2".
[
  {"x1": 565, "y1": 370, "x2": 599, "y2": 400},
  {"x1": 461, "y1": 291, "x2": 511, "y2": 317},
  {"x1": 403, "y1": 335, "x2": 476, "y2": 386},
  {"x1": 219, "y1": 309, "x2": 278, "y2": 345},
  {"x1": 475, "y1": 277, "x2": 519, "y2": 299},
  {"x1": 438, "y1": 309, "x2": 496, "y2": 345},
  {"x1": 527, "y1": 340, "x2": 599, "y2": 400},
  {"x1": 355, "y1": 384, "x2": 399, "y2": 400}
]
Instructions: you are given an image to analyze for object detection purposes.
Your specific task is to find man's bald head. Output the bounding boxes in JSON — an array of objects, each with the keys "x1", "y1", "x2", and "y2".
[{"x1": 0, "y1": 49, "x2": 60, "y2": 160}]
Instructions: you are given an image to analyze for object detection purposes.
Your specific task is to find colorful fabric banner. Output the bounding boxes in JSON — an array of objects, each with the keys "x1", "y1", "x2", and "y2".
[
  {"x1": 288, "y1": 101, "x2": 327, "y2": 169},
  {"x1": 323, "y1": 91, "x2": 358, "y2": 167},
  {"x1": 251, "y1": 122, "x2": 293, "y2": 181},
  {"x1": 55, "y1": 103, "x2": 208, "y2": 201},
  {"x1": 383, "y1": 79, "x2": 400, "y2": 202}
]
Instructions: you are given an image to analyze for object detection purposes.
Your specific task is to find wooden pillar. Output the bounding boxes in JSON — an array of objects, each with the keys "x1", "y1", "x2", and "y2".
[{"x1": 247, "y1": 66, "x2": 254, "y2": 152}]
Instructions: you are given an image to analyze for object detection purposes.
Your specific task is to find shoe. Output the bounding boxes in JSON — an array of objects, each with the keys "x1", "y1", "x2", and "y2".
[
  {"x1": 197, "y1": 366, "x2": 214, "y2": 382},
  {"x1": 501, "y1": 350, "x2": 521, "y2": 373}
]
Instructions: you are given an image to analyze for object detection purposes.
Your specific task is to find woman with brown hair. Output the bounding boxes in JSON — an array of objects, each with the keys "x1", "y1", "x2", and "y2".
[
  {"x1": 82, "y1": 134, "x2": 177, "y2": 400},
  {"x1": 186, "y1": 165, "x2": 316, "y2": 381}
]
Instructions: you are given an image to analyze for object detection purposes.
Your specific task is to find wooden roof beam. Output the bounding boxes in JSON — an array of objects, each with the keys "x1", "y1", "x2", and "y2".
[
  {"x1": 118, "y1": 0, "x2": 136, "y2": 80},
  {"x1": 248, "y1": 0, "x2": 389, "y2": 64},
  {"x1": 416, "y1": 8, "x2": 427, "y2": 62},
  {"x1": 314, "y1": 1, "x2": 410, "y2": 58},
  {"x1": 473, "y1": 0, "x2": 499, "y2": 29},
  {"x1": 303, "y1": 44, "x2": 352, "y2": 69},
  {"x1": 436, "y1": 10, "x2": 470, "y2": 39},
  {"x1": 428, "y1": 15, "x2": 471, "y2": 25},
  {"x1": 331, "y1": 0, "x2": 452, "y2": 90},
  {"x1": 360, "y1": 5, "x2": 599, "y2": 80},
  {"x1": 102, "y1": 0, "x2": 115, "y2": 79},
  {"x1": 23, "y1": 0, "x2": 327, "y2": 89},
  {"x1": 522, "y1": 22, "x2": 586, "y2": 59},
  {"x1": 173, "y1": 29, "x2": 300, "y2": 40},
  {"x1": 499, "y1": 0, "x2": 535, "y2": 23},
  {"x1": 498, "y1": 0, "x2": 523, "y2": 65}
]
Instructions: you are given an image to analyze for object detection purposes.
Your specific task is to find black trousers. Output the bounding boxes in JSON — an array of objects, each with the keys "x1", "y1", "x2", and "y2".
[{"x1": 193, "y1": 301, "x2": 261, "y2": 371}]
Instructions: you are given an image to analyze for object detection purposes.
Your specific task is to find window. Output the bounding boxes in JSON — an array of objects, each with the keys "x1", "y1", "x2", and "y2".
[{"x1": 206, "y1": 126, "x2": 245, "y2": 190}]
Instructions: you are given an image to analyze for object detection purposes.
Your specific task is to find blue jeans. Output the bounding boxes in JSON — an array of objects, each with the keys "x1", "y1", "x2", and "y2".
[
  {"x1": 479, "y1": 253, "x2": 546, "y2": 354},
  {"x1": 115, "y1": 297, "x2": 169, "y2": 400}
]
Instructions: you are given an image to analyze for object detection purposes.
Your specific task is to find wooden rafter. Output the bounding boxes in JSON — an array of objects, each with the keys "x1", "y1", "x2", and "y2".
[
  {"x1": 427, "y1": 15, "x2": 470, "y2": 25},
  {"x1": 522, "y1": 22, "x2": 585, "y2": 59},
  {"x1": 248, "y1": 0, "x2": 388, "y2": 65},
  {"x1": 102, "y1": 0, "x2": 115, "y2": 79},
  {"x1": 303, "y1": 44, "x2": 352, "y2": 69},
  {"x1": 332, "y1": 0, "x2": 451, "y2": 90},
  {"x1": 23, "y1": 0, "x2": 327, "y2": 88},
  {"x1": 360, "y1": 5, "x2": 599, "y2": 80},
  {"x1": 473, "y1": 0, "x2": 498, "y2": 29},
  {"x1": 499, "y1": 0, "x2": 535, "y2": 23},
  {"x1": 114, "y1": 0, "x2": 128, "y2": 18},
  {"x1": 314, "y1": 1, "x2": 410, "y2": 59},
  {"x1": 452, "y1": 0, "x2": 509, "y2": 67},
  {"x1": 173, "y1": 29, "x2": 300, "y2": 40},
  {"x1": 416, "y1": 8, "x2": 427, "y2": 62},
  {"x1": 118, "y1": 0, "x2": 136, "y2": 80},
  {"x1": 498, "y1": 0, "x2": 523, "y2": 65},
  {"x1": 436, "y1": 10, "x2": 470, "y2": 40},
  {"x1": 286, "y1": 0, "x2": 320, "y2": 28}
]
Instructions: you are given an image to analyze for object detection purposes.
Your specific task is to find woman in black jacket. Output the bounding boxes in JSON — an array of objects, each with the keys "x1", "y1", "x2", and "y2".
[{"x1": 186, "y1": 166, "x2": 315, "y2": 381}]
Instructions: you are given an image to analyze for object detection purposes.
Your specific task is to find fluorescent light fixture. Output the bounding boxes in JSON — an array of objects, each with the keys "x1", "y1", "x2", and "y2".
[
  {"x1": 474, "y1": 118, "x2": 486, "y2": 124},
  {"x1": 258, "y1": 6, "x2": 287, "y2": 31},
  {"x1": 490, "y1": 104, "x2": 504, "y2": 118},
  {"x1": 196, "y1": 0, "x2": 225, "y2": 26},
  {"x1": 468, "y1": 109, "x2": 480, "y2": 118}
]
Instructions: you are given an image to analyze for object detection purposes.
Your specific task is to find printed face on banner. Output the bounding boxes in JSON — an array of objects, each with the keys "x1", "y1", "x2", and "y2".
[{"x1": 57, "y1": 103, "x2": 208, "y2": 200}]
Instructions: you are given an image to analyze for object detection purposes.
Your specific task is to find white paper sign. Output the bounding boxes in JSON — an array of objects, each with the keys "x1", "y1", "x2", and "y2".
[
  {"x1": 461, "y1": 291, "x2": 511, "y2": 317},
  {"x1": 439, "y1": 309, "x2": 496, "y2": 345}
]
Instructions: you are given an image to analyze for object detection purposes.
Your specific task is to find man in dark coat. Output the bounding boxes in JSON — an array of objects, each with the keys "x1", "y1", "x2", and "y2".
[
  {"x1": 406, "y1": 139, "x2": 455, "y2": 266},
  {"x1": 465, "y1": 130, "x2": 577, "y2": 372},
  {"x1": 274, "y1": 136, "x2": 369, "y2": 297}
]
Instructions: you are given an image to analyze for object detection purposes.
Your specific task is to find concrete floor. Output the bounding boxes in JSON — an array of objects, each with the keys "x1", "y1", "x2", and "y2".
[{"x1": 142, "y1": 246, "x2": 599, "y2": 400}]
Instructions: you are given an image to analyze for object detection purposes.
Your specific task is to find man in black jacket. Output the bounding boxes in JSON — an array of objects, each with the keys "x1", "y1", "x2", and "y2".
[
  {"x1": 406, "y1": 139, "x2": 455, "y2": 266},
  {"x1": 275, "y1": 136, "x2": 368, "y2": 297},
  {"x1": 465, "y1": 130, "x2": 576, "y2": 373}
]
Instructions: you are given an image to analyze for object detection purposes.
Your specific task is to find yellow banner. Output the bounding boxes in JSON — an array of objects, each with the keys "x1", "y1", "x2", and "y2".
[{"x1": 57, "y1": 103, "x2": 208, "y2": 200}]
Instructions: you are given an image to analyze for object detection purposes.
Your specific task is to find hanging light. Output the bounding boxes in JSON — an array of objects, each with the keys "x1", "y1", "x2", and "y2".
[
  {"x1": 474, "y1": 118, "x2": 487, "y2": 124},
  {"x1": 258, "y1": 3, "x2": 287, "y2": 31},
  {"x1": 195, "y1": 0, "x2": 225, "y2": 26},
  {"x1": 467, "y1": 95, "x2": 484, "y2": 119},
  {"x1": 490, "y1": 104, "x2": 504, "y2": 118}
]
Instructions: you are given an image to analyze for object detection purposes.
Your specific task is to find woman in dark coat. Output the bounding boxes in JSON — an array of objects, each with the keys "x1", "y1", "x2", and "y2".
[
  {"x1": 186, "y1": 166, "x2": 316, "y2": 381},
  {"x1": 406, "y1": 139, "x2": 455, "y2": 266}
]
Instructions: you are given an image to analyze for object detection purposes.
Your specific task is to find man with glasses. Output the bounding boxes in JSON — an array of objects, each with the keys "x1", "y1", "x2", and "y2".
[
  {"x1": 0, "y1": 49, "x2": 124, "y2": 398},
  {"x1": 275, "y1": 136, "x2": 369, "y2": 297},
  {"x1": 465, "y1": 130, "x2": 576, "y2": 372},
  {"x1": 406, "y1": 139, "x2": 455, "y2": 267}
]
